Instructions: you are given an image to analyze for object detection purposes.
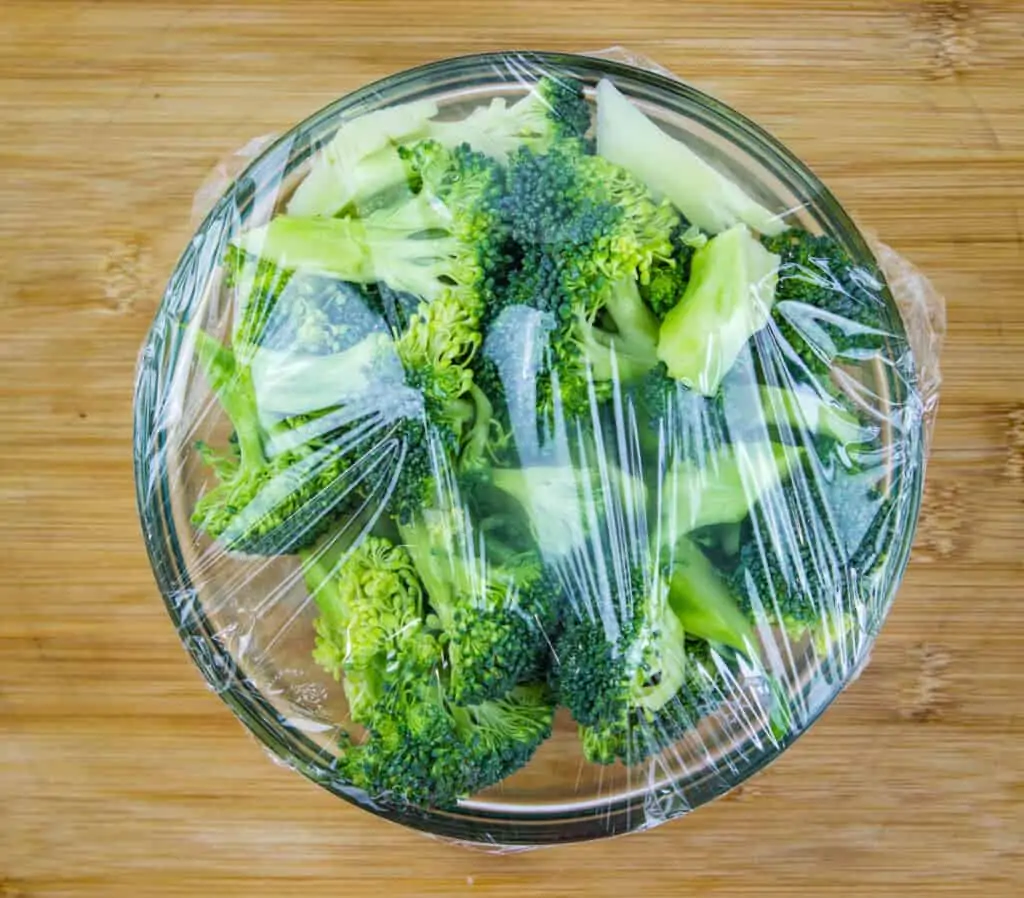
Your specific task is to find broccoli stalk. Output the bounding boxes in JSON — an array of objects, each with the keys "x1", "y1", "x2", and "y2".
[
  {"x1": 487, "y1": 459, "x2": 648, "y2": 562},
  {"x1": 287, "y1": 98, "x2": 440, "y2": 218},
  {"x1": 656, "y1": 223, "x2": 781, "y2": 396},
  {"x1": 666, "y1": 537, "x2": 756, "y2": 655},
  {"x1": 659, "y1": 441, "x2": 803, "y2": 547},
  {"x1": 568, "y1": 276, "x2": 661, "y2": 383},
  {"x1": 595, "y1": 78, "x2": 786, "y2": 236}
]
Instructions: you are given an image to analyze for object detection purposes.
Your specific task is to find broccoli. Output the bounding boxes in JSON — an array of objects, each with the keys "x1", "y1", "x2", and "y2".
[
  {"x1": 554, "y1": 542, "x2": 760, "y2": 766},
  {"x1": 340, "y1": 676, "x2": 555, "y2": 809},
  {"x1": 302, "y1": 529, "x2": 555, "y2": 808},
  {"x1": 640, "y1": 221, "x2": 707, "y2": 320},
  {"x1": 286, "y1": 97, "x2": 441, "y2": 218},
  {"x1": 608, "y1": 637, "x2": 740, "y2": 765},
  {"x1": 762, "y1": 228, "x2": 902, "y2": 379},
  {"x1": 595, "y1": 78, "x2": 786, "y2": 237},
  {"x1": 189, "y1": 331, "x2": 373, "y2": 555},
  {"x1": 237, "y1": 141, "x2": 508, "y2": 309},
  {"x1": 656, "y1": 223, "x2": 781, "y2": 396},
  {"x1": 658, "y1": 441, "x2": 803, "y2": 548},
  {"x1": 223, "y1": 244, "x2": 294, "y2": 350},
  {"x1": 485, "y1": 453, "x2": 649, "y2": 564},
  {"x1": 287, "y1": 77, "x2": 591, "y2": 218},
  {"x1": 398, "y1": 505, "x2": 561, "y2": 705},
  {"x1": 554, "y1": 564, "x2": 688, "y2": 765},
  {"x1": 631, "y1": 363, "x2": 729, "y2": 466},
  {"x1": 430, "y1": 74, "x2": 591, "y2": 160},
  {"x1": 494, "y1": 140, "x2": 678, "y2": 418},
  {"x1": 302, "y1": 534, "x2": 430, "y2": 722},
  {"x1": 183, "y1": 75, "x2": 915, "y2": 801},
  {"x1": 731, "y1": 476, "x2": 854, "y2": 649},
  {"x1": 666, "y1": 537, "x2": 756, "y2": 655}
]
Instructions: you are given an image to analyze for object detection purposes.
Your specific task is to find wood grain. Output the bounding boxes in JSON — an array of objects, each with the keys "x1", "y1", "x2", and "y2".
[{"x1": 2, "y1": 1, "x2": 1023, "y2": 895}]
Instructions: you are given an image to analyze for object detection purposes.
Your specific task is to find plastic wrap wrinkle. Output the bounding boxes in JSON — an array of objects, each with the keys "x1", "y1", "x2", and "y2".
[{"x1": 133, "y1": 47, "x2": 945, "y2": 851}]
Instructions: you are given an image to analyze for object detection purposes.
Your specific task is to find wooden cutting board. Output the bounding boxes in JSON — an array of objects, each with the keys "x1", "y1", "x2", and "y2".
[{"x1": 2, "y1": 1, "x2": 1022, "y2": 895}]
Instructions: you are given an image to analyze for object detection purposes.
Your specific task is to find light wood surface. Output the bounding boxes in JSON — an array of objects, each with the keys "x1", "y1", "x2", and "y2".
[{"x1": 2, "y1": 1, "x2": 1023, "y2": 895}]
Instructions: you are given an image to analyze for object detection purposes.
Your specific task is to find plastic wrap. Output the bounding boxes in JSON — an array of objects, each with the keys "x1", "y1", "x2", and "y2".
[{"x1": 134, "y1": 49, "x2": 945, "y2": 849}]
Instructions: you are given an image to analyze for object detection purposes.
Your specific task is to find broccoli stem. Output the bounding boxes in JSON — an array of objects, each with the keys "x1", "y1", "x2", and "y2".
[
  {"x1": 193, "y1": 329, "x2": 265, "y2": 467},
  {"x1": 657, "y1": 224, "x2": 781, "y2": 396},
  {"x1": 660, "y1": 442, "x2": 802, "y2": 545},
  {"x1": 460, "y1": 383, "x2": 494, "y2": 471},
  {"x1": 397, "y1": 517, "x2": 456, "y2": 630},
  {"x1": 667, "y1": 538, "x2": 756, "y2": 655}
]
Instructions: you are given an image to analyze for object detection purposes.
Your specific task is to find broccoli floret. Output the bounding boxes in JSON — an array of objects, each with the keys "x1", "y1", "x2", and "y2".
[
  {"x1": 555, "y1": 565, "x2": 688, "y2": 765},
  {"x1": 244, "y1": 142, "x2": 512, "y2": 523},
  {"x1": 631, "y1": 363, "x2": 729, "y2": 466},
  {"x1": 500, "y1": 141, "x2": 677, "y2": 311},
  {"x1": 340, "y1": 677, "x2": 555, "y2": 809},
  {"x1": 493, "y1": 141, "x2": 677, "y2": 419},
  {"x1": 239, "y1": 141, "x2": 508, "y2": 312},
  {"x1": 302, "y1": 535, "x2": 429, "y2": 722},
  {"x1": 656, "y1": 223, "x2": 781, "y2": 396},
  {"x1": 286, "y1": 97, "x2": 440, "y2": 218},
  {"x1": 301, "y1": 528, "x2": 555, "y2": 807},
  {"x1": 223, "y1": 244, "x2": 294, "y2": 350},
  {"x1": 731, "y1": 475, "x2": 853, "y2": 648},
  {"x1": 666, "y1": 538, "x2": 756, "y2": 654},
  {"x1": 613, "y1": 637, "x2": 740, "y2": 764},
  {"x1": 189, "y1": 331, "x2": 368, "y2": 555},
  {"x1": 762, "y1": 228, "x2": 902, "y2": 379},
  {"x1": 398, "y1": 506, "x2": 561, "y2": 705}
]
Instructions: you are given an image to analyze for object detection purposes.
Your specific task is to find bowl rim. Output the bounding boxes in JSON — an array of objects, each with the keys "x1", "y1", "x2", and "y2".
[{"x1": 133, "y1": 49, "x2": 926, "y2": 846}]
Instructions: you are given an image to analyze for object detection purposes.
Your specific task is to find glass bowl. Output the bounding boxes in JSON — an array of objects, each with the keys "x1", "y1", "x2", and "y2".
[{"x1": 134, "y1": 51, "x2": 925, "y2": 846}]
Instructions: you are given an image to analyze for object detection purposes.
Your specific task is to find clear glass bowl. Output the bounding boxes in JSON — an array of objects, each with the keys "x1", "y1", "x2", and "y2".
[{"x1": 134, "y1": 51, "x2": 925, "y2": 845}]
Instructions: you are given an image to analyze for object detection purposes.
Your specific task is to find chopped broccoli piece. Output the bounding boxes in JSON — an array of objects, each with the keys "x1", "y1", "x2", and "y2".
[
  {"x1": 656, "y1": 223, "x2": 781, "y2": 396},
  {"x1": 640, "y1": 222, "x2": 707, "y2": 320},
  {"x1": 762, "y1": 228, "x2": 902, "y2": 379},
  {"x1": 554, "y1": 564, "x2": 688, "y2": 765},
  {"x1": 595, "y1": 78, "x2": 786, "y2": 236},
  {"x1": 302, "y1": 535, "x2": 429, "y2": 722},
  {"x1": 659, "y1": 441, "x2": 802, "y2": 547},
  {"x1": 287, "y1": 77, "x2": 590, "y2": 218},
  {"x1": 340, "y1": 677, "x2": 555, "y2": 809},
  {"x1": 190, "y1": 331, "x2": 371, "y2": 555},
  {"x1": 398, "y1": 505, "x2": 561, "y2": 705}
]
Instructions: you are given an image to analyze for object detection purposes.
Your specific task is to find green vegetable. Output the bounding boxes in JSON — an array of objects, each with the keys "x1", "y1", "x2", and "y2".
[
  {"x1": 656, "y1": 223, "x2": 780, "y2": 396},
  {"x1": 595, "y1": 78, "x2": 785, "y2": 236},
  {"x1": 659, "y1": 441, "x2": 802, "y2": 544},
  {"x1": 397, "y1": 504, "x2": 561, "y2": 705},
  {"x1": 667, "y1": 537, "x2": 756, "y2": 654},
  {"x1": 761, "y1": 228, "x2": 902, "y2": 378},
  {"x1": 287, "y1": 76, "x2": 590, "y2": 218},
  {"x1": 189, "y1": 330, "x2": 370, "y2": 555},
  {"x1": 553, "y1": 564, "x2": 689, "y2": 765}
]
